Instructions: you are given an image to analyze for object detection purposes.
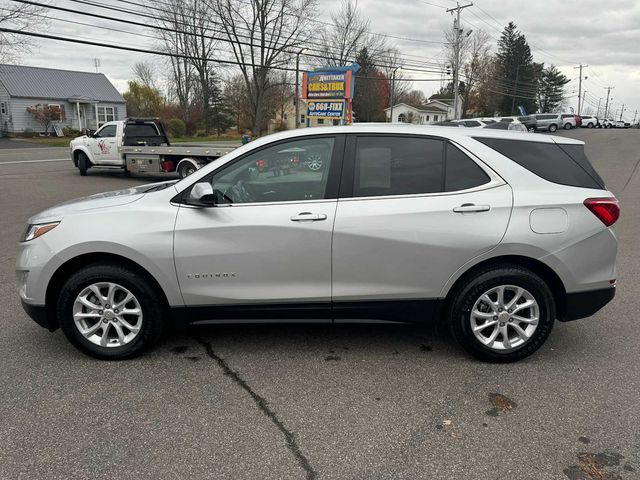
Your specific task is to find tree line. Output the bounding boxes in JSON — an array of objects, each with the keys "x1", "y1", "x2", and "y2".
[{"x1": 121, "y1": 0, "x2": 571, "y2": 137}]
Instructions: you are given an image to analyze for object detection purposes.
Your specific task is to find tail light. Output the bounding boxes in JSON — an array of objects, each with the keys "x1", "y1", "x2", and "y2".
[{"x1": 584, "y1": 197, "x2": 620, "y2": 226}]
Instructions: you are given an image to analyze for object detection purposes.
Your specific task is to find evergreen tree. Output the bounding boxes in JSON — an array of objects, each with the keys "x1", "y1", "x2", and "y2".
[
  {"x1": 536, "y1": 65, "x2": 570, "y2": 113},
  {"x1": 353, "y1": 47, "x2": 389, "y2": 122},
  {"x1": 496, "y1": 22, "x2": 537, "y2": 115}
]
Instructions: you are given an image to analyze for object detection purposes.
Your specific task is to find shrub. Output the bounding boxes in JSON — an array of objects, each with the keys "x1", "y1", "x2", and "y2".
[
  {"x1": 62, "y1": 127, "x2": 81, "y2": 138},
  {"x1": 195, "y1": 129, "x2": 209, "y2": 137},
  {"x1": 166, "y1": 118, "x2": 186, "y2": 138}
]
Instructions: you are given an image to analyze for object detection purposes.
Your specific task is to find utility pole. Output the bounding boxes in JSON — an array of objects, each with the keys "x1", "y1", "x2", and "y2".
[
  {"x1": 294, "y1": 47, "x2": 308, "y2": 129},
  {"x1": 389, "y1": 66, "x2": 400, "y2": 122},
  {"x1": 633, "y1": 110, "x2": 638, "y2": 125},
  {"x1": 446, "y1": 1, "x2": 473, "y2": 120},
  {"x1": 596, "y1": 98, "x2": 602, "y2": 118},
  {"x1": 619, "y1": 104, "x2": 625, "y2": 121},
  {"x1": 510, "y1": 64, "x2": 520, "y2": 115},
  {"x1": 573, "y1": 64, "x2": 588, "y2": 115},
  {"x1": 604, "y1": 86, "x2": 614, "y2": 118}
]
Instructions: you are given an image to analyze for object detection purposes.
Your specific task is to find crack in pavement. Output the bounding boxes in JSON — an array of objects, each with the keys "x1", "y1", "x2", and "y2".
[
  {"x1": 620, "y1": 157, "x2": 640, "y2": 195},
  {"x1": 195, "y1": 337, "x2": 317, "y2": 480}
]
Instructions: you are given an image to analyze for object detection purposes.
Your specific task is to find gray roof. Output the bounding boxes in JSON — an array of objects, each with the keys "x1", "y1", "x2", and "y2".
[{"x1": 0, "y1": 64, "x2": 125, "y2": 103}]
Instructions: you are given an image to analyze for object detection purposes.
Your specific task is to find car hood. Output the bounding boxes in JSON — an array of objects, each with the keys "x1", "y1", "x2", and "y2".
[{"x1": 28, "y1": 180, "x2": 178, "y2": 223}]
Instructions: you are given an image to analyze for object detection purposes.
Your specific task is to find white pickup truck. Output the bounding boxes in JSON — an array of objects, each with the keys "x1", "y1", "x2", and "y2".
[{"x1": 69, "y1": 118, "x2": 239, "y2": 178}]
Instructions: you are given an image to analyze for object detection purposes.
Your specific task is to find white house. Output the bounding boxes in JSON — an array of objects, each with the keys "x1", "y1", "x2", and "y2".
[
  {"x1": 0, "y1": 64, "x2": 127, "y2": 135},
  {"x1": 384, "y1": 94, "x2": 462, "y2": 124}
]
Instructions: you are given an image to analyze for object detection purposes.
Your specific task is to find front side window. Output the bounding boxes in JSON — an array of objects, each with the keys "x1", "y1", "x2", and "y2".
[
  {"x1": 352, "y1": 136, "x2": 444, "y2": 197},
  {"x1": 207, "y1": 137, "x2": 336, "y2": 204},
  {"x1": 95, "y1": 124, "x2": 117, "y2": 138}
]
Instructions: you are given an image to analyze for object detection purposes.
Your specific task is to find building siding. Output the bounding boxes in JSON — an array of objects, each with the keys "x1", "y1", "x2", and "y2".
[{"x1": 5, "y1": 97, "x2": 126, "y2": 134}]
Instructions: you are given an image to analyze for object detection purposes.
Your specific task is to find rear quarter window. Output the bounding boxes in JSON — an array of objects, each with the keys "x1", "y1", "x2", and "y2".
[{"x1": 474, "y1": 137, "x2": 605, "y2": 189}]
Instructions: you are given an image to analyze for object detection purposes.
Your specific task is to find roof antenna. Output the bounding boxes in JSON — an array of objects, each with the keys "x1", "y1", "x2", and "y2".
[{"x1": 93, "y1": 58, "x2": 101, "y2": 73}]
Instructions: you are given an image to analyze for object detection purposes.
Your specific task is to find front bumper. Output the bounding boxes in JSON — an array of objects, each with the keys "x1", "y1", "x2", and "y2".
[
  {"x1": 560, "y1": 286, "x2": 616, "y2": 322},
  {"x1": 20, "y1": 300, "x2": 57, "y2": 331}
]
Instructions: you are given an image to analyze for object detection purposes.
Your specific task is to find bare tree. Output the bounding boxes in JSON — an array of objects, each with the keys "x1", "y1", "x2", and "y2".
[
  {"x1": 461, "y1": 30, "x2": 491, "y2": 116},
  {"x1": 181, "y1": 0, "x2": 219, "y2": 132},
  {"x1": 380, "y1": 47, "x2": 410, "y2": 109},
  {"x1": 153, "y1": 0, "x2": 196, "y2": 128},
  {"x1": 318, "y1": 0, "x2": 388, "y2": 67},
  {"x1": 267, "y1": 71, "x2": 294, "y2": 130},
  {"x1": 0, "y1": 0, "x2": 48, "y2": 63},
  {"x1": 208, "y1": 0, "x2": 318, "y2": 135},
  {"x1": 132, "y1": 61, "x2": 156, "y2": 89}
]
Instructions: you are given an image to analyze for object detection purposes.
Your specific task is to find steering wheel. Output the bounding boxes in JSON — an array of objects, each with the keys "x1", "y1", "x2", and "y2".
[{"x1": 223, "y1": 180, "x2": 254, "y2": 203}]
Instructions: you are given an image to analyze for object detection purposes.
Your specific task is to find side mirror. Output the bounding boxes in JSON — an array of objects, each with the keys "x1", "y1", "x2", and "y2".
[{"x1": 186, "y1": 182, "x2": 216, "y2": 207}]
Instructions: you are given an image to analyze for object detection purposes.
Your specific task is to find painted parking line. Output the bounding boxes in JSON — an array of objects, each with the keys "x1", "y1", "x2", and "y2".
[{"x1": 0, "y1": 158, "x2": 69, "y2": 165}]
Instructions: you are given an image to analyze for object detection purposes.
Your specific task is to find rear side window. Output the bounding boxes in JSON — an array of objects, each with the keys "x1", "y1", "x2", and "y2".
[
  {"x1": 474, "y1": 137, "x2": 604, "y2": 189},
  {"x1": 445, "y1": 143, "x2": 490, "y2": 191},
  {"x1": 353, "y1": 136, "x2": 443, "y2": 197}
]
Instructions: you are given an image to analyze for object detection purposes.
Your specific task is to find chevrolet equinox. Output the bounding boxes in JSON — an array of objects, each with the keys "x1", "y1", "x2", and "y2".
[{"x1": 16, "y1": 125, "x2": 618, "y2": 362}]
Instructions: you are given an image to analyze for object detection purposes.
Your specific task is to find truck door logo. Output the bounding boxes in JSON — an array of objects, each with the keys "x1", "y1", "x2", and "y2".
[{"x1": 97, "y1": 139, "x2": 111, "y2": 154}]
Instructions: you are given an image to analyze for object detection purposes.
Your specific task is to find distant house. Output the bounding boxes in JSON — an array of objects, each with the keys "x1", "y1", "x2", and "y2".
[
  {"x1": 0, "y1": 64, "x2": 127, "y2": 135},
  {"x1": 384, "y1": 94, "x2": 462, "y2": 124}
]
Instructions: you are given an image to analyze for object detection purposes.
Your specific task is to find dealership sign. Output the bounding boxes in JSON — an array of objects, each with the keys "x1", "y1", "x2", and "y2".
[
  {"x1": 307, "y1": 100, "x2": 345, "y2": 118},
  {"x1": 303, "y1": 70, "x2": 353, "y2": 99}
]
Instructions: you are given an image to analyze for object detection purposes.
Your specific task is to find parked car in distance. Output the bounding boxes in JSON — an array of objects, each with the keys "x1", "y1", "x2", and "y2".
[
  {"x1": 496, "y1": 116, "x2": 537, "y2": 132},
  {"x1": 561, "y1": 114, "x2": 578, "y2": 130},
  {"x1": 454, "y1": 119, "x2": 489, "y2": 128},
  {"x1": 484, "y1": 120, "x2": 528, "y2": 132},
  {"x1": 580, "y1": 115, "x2": 598, "y2": 128},
  {"x1": 531, "y1": 114, "x2": 561, "y2": 133},
  {"x1": 17, "y1": 125, "x2": 618, "y2": 363},
  {"x1": 614, "y1": 120, "x2": 626, "y2": 128}
]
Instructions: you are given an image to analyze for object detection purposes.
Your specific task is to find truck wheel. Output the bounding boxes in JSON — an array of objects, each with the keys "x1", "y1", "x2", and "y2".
[
  {"x1": 57, "y1": 264, "x2": 166, "y2": 360},
  {"x1": 178, "y1": 161, "x2": 197, "y2": 179},
  {"x1": 78, "y1": 152, "x2": 90, "y2": 176}
]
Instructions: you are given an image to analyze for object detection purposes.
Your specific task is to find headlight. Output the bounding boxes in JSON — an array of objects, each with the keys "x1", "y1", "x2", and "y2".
[{"x1": 21, "y1": 222, "x2": 60, "y2": 242}]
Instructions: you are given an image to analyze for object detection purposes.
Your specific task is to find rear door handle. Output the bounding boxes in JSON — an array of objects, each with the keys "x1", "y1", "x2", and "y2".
[
  {"x1": 290, "y1": 212, "x2": 327, "y2": 222},
  {"x1": 453, "y1": 203, "x2": 491, "y2": 213}
]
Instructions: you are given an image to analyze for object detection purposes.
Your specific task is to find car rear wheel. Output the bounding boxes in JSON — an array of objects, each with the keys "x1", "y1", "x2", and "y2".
[
  {"x1": 548, "y1": 124, "x2": 557, "y2": 133},
  {"x1": 78, "y1": 152, "x2": 90, "y2": 176},
  {"x1": 58, "y1": 264, "x2": 166, "y2": 360},
  {"x1": 564, "y1": 123, "x2": 572, "y2": 130},
  {"x1": 588, "y1": 122, "x2": 594, "y2": 128},
  {"x1": 448, "y1": 265, "x2": 555, "y2": 362}
]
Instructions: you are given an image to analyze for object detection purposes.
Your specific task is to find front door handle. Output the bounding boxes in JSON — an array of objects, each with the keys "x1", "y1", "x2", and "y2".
[
  {"x1": 453, "y1": 203, "x2": 491, "y2": 213},
  {"x1": 290, "y1": 212, "x2": 327, "y2": 222}
]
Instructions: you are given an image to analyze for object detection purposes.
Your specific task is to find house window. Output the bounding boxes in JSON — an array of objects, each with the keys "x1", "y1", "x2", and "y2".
[
  {"x1": 0, "y1": 102, "x2": 5, "y2": 115},
  {"x1": 317, "y1": 118, "x2": 325, "y2": 125},
  {"x1": 425, "y1": 115, "x2": 430, "y2": 121},
  {"x1": 332, "y1": 119, "x2": 340, "y2": 126},
  {"x1": 48, "y1": 104, "x2": 63, "y2": 121},
  {"x1": 434, "y1": 115, "x2": 439, "y2": 121},
  {"x1": 398, "y1": 113, "x2": 406, "y2": 123},
  {"x1": 97, "y1": 106, "x2": 115, "y2": 126},
  {"x1": 300, "y1": 114, "x2": 306, "y2": 124}
]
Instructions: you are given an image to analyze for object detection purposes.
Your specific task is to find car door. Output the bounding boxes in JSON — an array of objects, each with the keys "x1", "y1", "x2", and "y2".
[
  {"x1": 331, "y1": 134, "x2": 512, "y2": 320},
  {"x1": 173, "y1": 134, "x2": 344, "y2": 319},
  {"x1": 90, "y1": 123, "x2": 120, "y2": 164}
]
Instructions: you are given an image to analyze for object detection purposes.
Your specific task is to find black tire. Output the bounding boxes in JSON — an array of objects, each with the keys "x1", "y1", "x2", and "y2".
[
  {"x1": 178, "y1": 161, "x2": 197, "y2": 179},
  {"x1": 447, "y1": 264, "x2": 555, "y2": 363},
  {"x1": 548, "y1": 124, "x2": 557, "y2": 133},
  {"x1": 57, "y1": 264, "x2": 166, "y2": 360},
  {"x1": 78, "y1": 152, "x2": 90, "y2": 176},
  {"x1": 563, "y1": 123, "x2": 572, "y2": 130},
  {"x1": 587, "y1": 122, "x2": 594, "y2": 128}
]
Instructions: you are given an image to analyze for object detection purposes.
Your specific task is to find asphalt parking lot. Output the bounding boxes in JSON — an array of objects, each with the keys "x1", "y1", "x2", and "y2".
[{"x1": 1, "y1": 129, "x2": 639, "y2": 480}]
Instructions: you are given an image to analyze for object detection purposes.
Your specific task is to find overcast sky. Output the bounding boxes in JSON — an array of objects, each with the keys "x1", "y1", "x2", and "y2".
[{"x1": 19, "y1": 0, "x2": 640, "y2": 121}]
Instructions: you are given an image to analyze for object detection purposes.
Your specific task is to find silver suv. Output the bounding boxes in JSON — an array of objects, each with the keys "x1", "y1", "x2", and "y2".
[
  {"x1": 532, "y1": 114, "x2": 561, "y2": 132},
  {"x1": 16, "y1": 126, "x2": 618, "y2": 362}
]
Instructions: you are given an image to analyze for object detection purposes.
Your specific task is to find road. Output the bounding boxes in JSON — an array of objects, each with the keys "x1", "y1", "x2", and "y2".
[{"x1": 1, "y1": 129, "x2": 639, "y2": 479}]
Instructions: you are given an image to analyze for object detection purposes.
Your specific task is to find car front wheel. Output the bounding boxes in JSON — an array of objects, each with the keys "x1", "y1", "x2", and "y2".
[
  {"x1": 57, "y1": 264, "x2": 166, "y2": 359},
  {"x1": 448, "y1": 265, "x2": 555, "y2": 362},
  {"x1": 548, "y1": 124, "x2": 557, "y2": 132}
]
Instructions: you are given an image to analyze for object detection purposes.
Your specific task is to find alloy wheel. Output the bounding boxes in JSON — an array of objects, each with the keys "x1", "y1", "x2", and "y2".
[
  {"x1": 470, "y1": 285, "x2": 539, "y2": 352},
  {"x1": 72, "y1": 282, "x2": 143, "y2": 348}
]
